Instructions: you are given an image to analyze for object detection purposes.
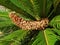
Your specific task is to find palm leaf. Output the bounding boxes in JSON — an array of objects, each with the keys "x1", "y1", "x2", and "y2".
[
  {"x1": 0, "y1": 0, "x2": 35, "y2": 20},
  {"x1": 30, "y1": 0, "x2": 53, "y2": 18},
  {"x1": 32, "y1": 30, "x2": 46, "y2": 45},
  {"x1": 10, "y1": 0, "x2": 40, "y2": 20},
  {"x1": 49, "y1": 15, "x2": 60, "y2": 29},
  {"x1": 0, "y1": 11, "x2": 12, "y2": 28},
  {"x1": 0, "y1": 30, "x2": 29, "y2": 45},
  {"x1": 32, "y1": 28, "x2": 60, "y2": 45}
]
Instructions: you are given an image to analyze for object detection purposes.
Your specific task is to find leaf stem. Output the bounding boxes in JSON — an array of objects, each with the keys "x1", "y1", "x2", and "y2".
[{"x1": 44, "y1": 30, "x2": 49, "y2": 45}]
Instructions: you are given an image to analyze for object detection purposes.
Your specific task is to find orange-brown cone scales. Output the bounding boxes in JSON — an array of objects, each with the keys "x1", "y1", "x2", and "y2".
[{"x1": 9, "y1": 12, "x2": 49, "y2": 30}]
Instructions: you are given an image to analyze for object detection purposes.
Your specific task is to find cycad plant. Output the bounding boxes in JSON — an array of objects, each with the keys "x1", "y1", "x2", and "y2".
[{"x1": 0, "y1": 0, "x2": 60, "y2": 45}]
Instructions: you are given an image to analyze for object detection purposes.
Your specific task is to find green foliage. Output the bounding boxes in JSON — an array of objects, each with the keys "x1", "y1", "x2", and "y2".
[
  {"x1": 50, "y1": 15, "x2": 60, "y2": 30},
  {"x1": 0, "y1": 12, "x2": 12, "y2": 27},
  {"x1": 0, "y1": 0, "x2": 60, "y2": 45},
  {"x1": 0, "y1": 30, "x2": 29, "y2": 45},
  {"x1": 10, "y1": 0, "x2": 53, "y2": 20},
  {"x1": 10, "y1": 0, "x2": 34, "y2": 17},
  {"x1": 32, "y1": 30, "x2": 46, "y2": 45},
  {"x1": 0, "y1": 0, "x2": 36, "y2": 20},
  {"x1": 44, "y1": 28, "x2": 60, "y2": 45}
]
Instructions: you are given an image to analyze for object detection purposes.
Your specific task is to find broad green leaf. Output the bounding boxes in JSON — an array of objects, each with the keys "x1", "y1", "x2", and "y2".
[
  {"x1": 0, "y1": 30, "x2": 29, "y2": 45},
  {"x1": 30, "y1": 0, "x2": 41, "y2": 20},
  {"x1": 10, "y1": 0, "x2": 36, "y2": 20},
  {"x1": 10, "y1": 0, "x2": 34, "y2": 15},
  {"x1": 32, "y1": 28, "x2": 60, "y2": 45},
  {"x1": 0, "y1": 12, "x2": 19, "y2": 38},
  {"x1": 0, "y1": 0, "x2": 35, "y2": 20},
  {"x1": 10, "y1": 0, "x2": 53, "y2": 20},
  {"x1": 30, "y1": 0, "x2": 53, "y2": 19},
  {"x1": 51, "y1": 28, "x2": 60, "y2": 38},
  {"x1": 0, "y1": 12, "x2": 12, "y2": 28},
  {"x1": 30, "y1": 0, "x2": 47, "y2": 19},
  {"x1": 32, "y1": 30, "x2": 46, "y2": 45},
  {"x1": 0, "y1": 0, "x2": 53, "y2": 20},
  {"x1": 49, "y1": 15, "x2": 60, "y2": 29},
  {"x1": 44, "y1": 28, "x2": 60, "y2": 45}
]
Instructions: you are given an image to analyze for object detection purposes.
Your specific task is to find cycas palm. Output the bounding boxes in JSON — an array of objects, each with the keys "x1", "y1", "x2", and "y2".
[{"x1": 0, "y1": 0, "x2": 60, "y2": 45}]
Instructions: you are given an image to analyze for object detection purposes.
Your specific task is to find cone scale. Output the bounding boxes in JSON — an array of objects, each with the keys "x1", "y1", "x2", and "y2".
[{"x1": 9, "y1": 12, "x2": 49, "y2": 30}]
